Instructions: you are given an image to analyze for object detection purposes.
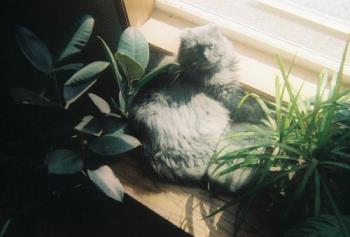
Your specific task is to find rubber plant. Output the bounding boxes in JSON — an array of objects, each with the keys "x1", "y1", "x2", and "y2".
[{"x1": 211, "y1": 42, "x2": 350, "y2": 237}]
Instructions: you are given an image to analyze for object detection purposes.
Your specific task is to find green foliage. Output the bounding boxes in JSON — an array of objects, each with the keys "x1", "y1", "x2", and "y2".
[
  {"x1": 97, "y1": 27, "x2": 178, "y2": 117},
  {"x1": 81, "y1": 27, "x2": 177, "y2": 157},
  {"x1": 89, "y1": 133, "x2": 141, "y2": 156},
  {"x1": 284, "y1": 215, "x2": 350, "y2": 237},
  {"x1": 64, "y1": 61, "x2": 109, "y2": 86},
  {"x1": 212, "y1": 43, "x2": 350, "y2": 236},
  {"x1": 87, "y1": 165, "x2": 124, "y2": 202},
  {"x1": 56, "y1": 15, "x2": 95, "y2": 62},
  {"x1": 14, "y1": 15, "x2": 107, "y2": 107},
  {"x1": 117, "y1": 27, "x2": 149, "y2": 70},
  {"x1": 45, "y1": 149, "x2": 83, "y2": 174},
  {"x1": 15, "y1": 26, "x2": 53, "y2": 74}
]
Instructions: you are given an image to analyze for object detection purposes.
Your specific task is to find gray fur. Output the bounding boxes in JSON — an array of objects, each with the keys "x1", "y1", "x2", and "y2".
[{"x1": 129, "y1": 24, "x2": 262, "y2": 192}]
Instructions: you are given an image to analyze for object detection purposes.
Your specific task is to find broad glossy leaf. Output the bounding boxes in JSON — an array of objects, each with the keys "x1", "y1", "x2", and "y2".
[
  {"x1": 11, "y1": 88, "x2": 58, "y2": 107},
  {"x1": 74, "y1": 115, "x2": 103, "y2": 137},
  {"x1": 15, "y1": 26, "x2": 52, "y2": 73},
  {"x1": 89, "y1": 133, "x2": 141, "y2": 156},
  {"x1": 57, "y1": 15, "x2": 94, "y2": 62},
  {"x1": 88, "y1": 93, "x2": 111, "y2": 114},
  {"x1": 103, "y1": 117, "x2": 127, "y2": 135},
  {"x1": 65, "y1": 61, "x2": 109, "y2": 86},
  {"x1": 52, "y1": 63, "x2": 83, "y2": 73},
  {"x1": 117, "y1": 27, "x2": 149, "y2": 70},
  {"x1": 45, "y1": 149, "x2": 83, "y2": 174},
  {"x1": 284, "y1": 215, "x2": 350, "y2": 237},
  {"x1": 116, "y1": 53, "x2": 144, "y2": 80},
  {"x1": 87, "y1": 165, "x2": 124, "y2": 202},
  {"x1": 64, "y1": 77, "x2": 97, "y2": 107}
]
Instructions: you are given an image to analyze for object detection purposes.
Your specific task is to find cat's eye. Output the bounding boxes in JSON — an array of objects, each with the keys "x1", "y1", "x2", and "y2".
[{"x1": 208, "y1": 43, "x2": 214, "y2": 49}]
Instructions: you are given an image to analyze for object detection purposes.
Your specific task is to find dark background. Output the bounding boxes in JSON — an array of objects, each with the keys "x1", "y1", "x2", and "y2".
[{"x1": 0, "y1": 0, "x2": 188, "y2": 236}]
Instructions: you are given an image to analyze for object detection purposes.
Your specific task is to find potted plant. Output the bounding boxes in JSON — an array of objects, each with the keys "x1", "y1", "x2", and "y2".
[{"x1": 212, "y1": 43, "x2": 350, "y2": 236}]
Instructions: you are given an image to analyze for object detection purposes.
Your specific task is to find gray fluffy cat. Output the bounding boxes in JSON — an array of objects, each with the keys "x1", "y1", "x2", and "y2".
[{"x1": 130, "y1": 24, "x2": 262, "y2": 192}]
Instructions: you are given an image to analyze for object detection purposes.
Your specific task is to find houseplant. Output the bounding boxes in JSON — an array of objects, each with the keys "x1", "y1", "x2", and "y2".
[
  {"x1": 212, "y1": 43, "x2": 350, "y2": 236},
  {"x1": 1, "y1": 14, "x2": 176, "y2": 235}
]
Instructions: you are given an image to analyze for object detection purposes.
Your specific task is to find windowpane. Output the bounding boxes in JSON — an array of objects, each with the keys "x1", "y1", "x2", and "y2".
[{"x1": 180, "y1": 0, "x2": 349, "y2": 64}]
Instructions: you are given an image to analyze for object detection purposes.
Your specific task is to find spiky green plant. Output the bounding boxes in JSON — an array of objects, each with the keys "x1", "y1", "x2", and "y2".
[{"x1": 211, "y1": 42, "x2": 350, "y2": 236}]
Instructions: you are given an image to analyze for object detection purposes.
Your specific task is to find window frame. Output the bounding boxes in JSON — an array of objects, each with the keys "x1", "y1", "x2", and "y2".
[{"x1": 119, "y1": 0, "x2": 349, "y2": 99}]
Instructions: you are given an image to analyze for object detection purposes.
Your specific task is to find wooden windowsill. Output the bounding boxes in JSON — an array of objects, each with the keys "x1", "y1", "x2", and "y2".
[{"x1": 111, "y1": 156, "x2": 271, "y2": 237}]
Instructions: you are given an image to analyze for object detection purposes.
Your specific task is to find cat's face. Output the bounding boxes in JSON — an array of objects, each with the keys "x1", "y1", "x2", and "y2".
[{"x1": 178, "y1": 24, "x2": 234, "y2": 74}]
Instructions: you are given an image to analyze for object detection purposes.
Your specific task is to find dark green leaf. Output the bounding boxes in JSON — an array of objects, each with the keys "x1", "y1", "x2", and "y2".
[
  {"x1": 284, "y1": 215, "x2": 350, "y2": 237},
  {"x1": 116, "y1": 53, "x2": 144, "y2": 80},
  {"x1": 117, "y1": 27, "x2": 149, "y2": 69},
  {"x1": 88, "y1": 93, "x2": 111, "y2": 114},
  {"x1": 0, "y1": 218, "x2": 11, "y2": 237},
  {"x1": 87, "y1": 165, "x2": 124, "y2": 202},
  {"x1": 74, "y1": 115, "x2": 103, "y2": 137},
  {"x1": 89, "y1": 133, "x2": 141, "y2": 156},
  {"x1": 135, "y1": 63, "x2": 178, "y2": 92},
  {"x1": 15, "y1": 26, "x2": 52, "y2": 73},
  {"x1": 65, "y1": 61, "x2": 109, "y2": 86},
  {"x1": 57, "y1": 15, "x2": 94, "y2": 62},
  {"x1": 97, "y1": 36, "x2": 125, "y2": 100},
  {"x1": 45, "y1": 149, "x2": 83, "y2": 174},
  {"x1": 11, "y1": 88, "x2": 58, "y2": 107},
  {"x1": 64, "y1": 77, "x2": 97, "y2": 107},
  {"x1": 52, "y1": 63, "x2": 83, "y2": 73}
]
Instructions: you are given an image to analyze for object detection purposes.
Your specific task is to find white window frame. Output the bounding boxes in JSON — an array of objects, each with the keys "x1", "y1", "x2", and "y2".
[{"x1": 123, "y1": 0, "x2": 350, "y2": 99}]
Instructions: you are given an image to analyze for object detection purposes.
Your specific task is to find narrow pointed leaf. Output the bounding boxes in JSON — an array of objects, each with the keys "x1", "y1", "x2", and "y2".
[{"x1": 284, "y1": 215, "x2": 350, "y2": 237}]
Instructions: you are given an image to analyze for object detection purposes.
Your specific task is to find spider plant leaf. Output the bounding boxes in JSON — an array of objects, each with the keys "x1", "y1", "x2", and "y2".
[
  {"x1": 64, "y1": 61, "x2": 109, "y2": 86},
  {"x1": 282, "y1": 159, "x2": 318, "y2": 219},
  {"x1": 117, "y1": 27, "x2": 149, "y2": 70},
  {"x1": 314, "y1": 170, "x2": 321, "y2": 216},
  {"x1": 15, "y1": 26, "x2": 53, "y2": 74},
  {"x1": 57, "y1": 15, "x2": 94, "y2": 62},
  {"x1": 320, "y1": 174, "x2": 350, "y2": 237},
  {"x1": 284, "y1": 215, "x2": 350, "y2": 237},
  {"x1": 319, "y1": 161, "x2": 350, "y2": 171}
]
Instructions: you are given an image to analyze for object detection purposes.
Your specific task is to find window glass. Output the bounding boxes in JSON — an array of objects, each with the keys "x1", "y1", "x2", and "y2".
[{"x1": 180, "y1": 0, "x2": 349, "y2": 64}]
